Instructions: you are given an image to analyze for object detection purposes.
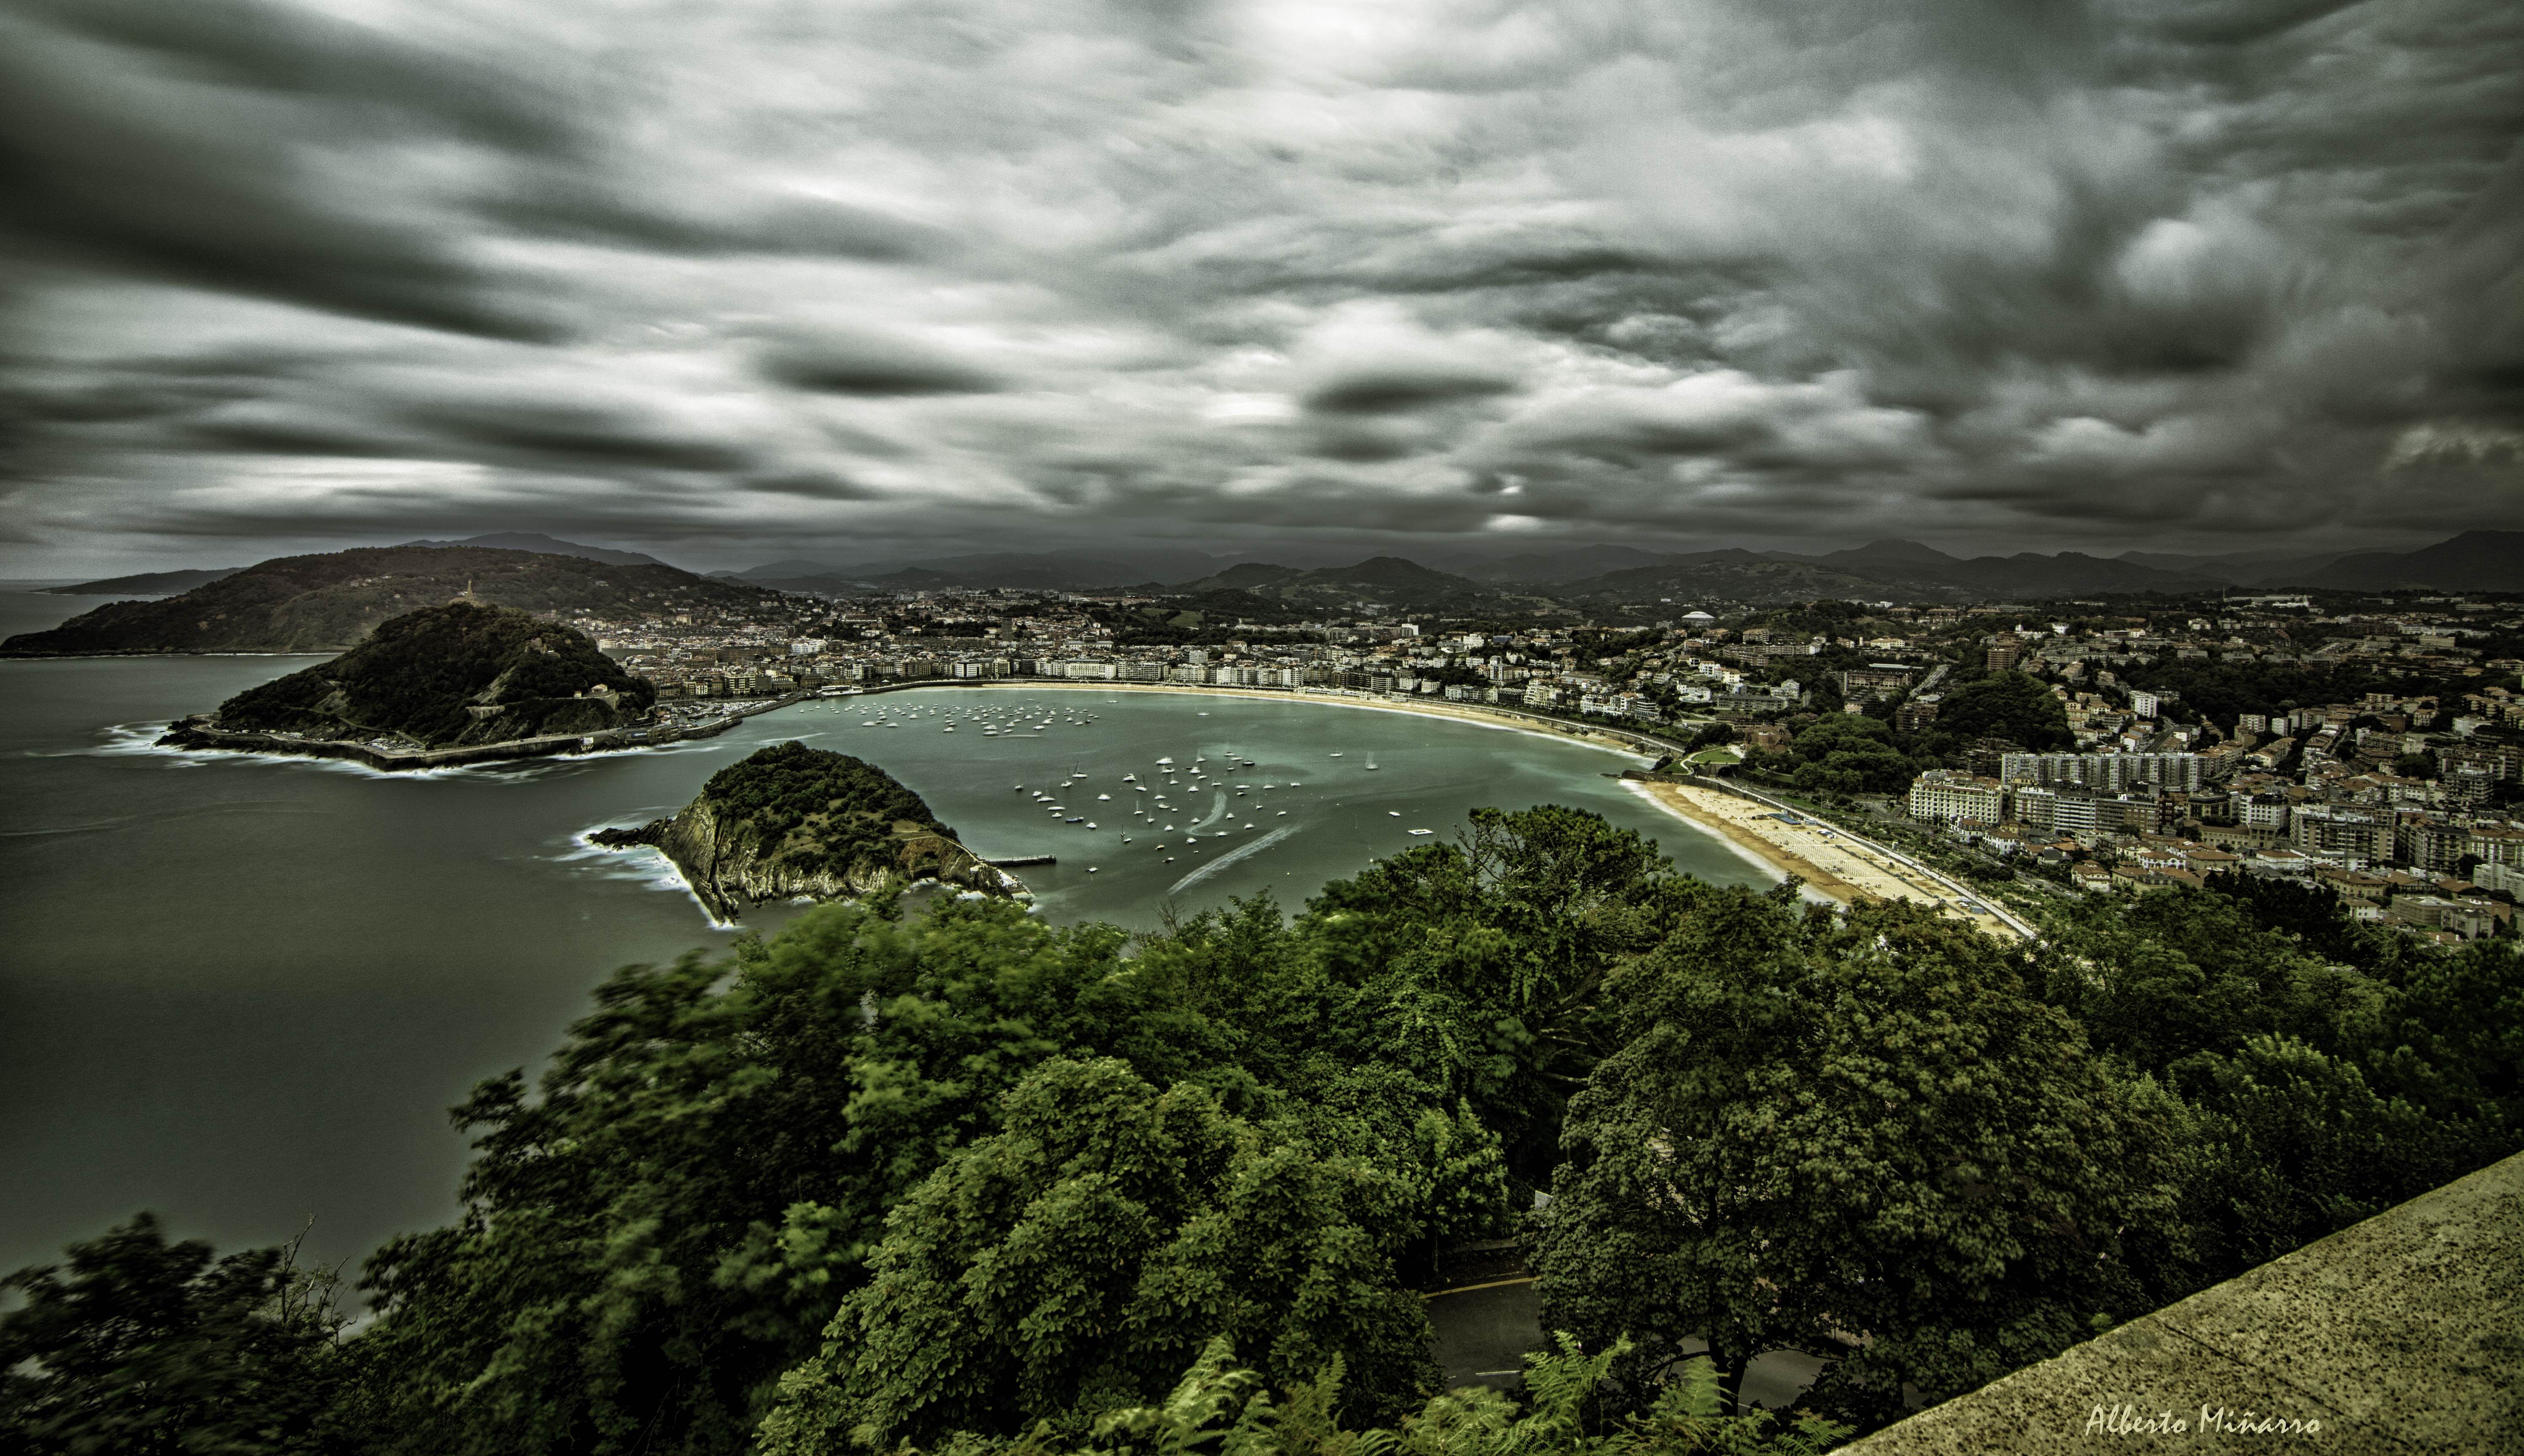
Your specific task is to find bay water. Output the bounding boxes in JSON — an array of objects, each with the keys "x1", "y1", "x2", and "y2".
[{"x1": 0, "y1": 585, "x2": 1772, "y2": 1277}]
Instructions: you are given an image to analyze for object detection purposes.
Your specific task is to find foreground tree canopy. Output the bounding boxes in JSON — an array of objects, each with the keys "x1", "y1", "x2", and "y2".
[{"x1": 7, "y1": 805, "x2": 2519, "y2": 1456}]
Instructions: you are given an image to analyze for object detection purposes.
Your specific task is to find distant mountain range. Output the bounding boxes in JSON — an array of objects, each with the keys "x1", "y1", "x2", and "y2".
[
  {"x1": 1154, "y1": 555, "x2": 1520, "y2": 614},
  {"x1": 36, "y1": 527, "x2": 2511, "y2": 640},
  {"x1": 725, "y1": 547, "x2": 1230, "y2": 594},
  {"x1": 710, "y1": 530, "x2": 2515, "y2": 604},
  {"x1": 1424, "y1": 544, "x2": 1679, "y2": 584},
  {"x1": 2286, "y1": 531, "x2": 2524, "y2": 592},
  {"x1": 395, "y1": 533, "x2": 668, "y2": 567},
  {"x1": 42, "y1": 535, "x2": 669, "y2": 599},
  {"x1": 1456, "y1": 531, "x2": 2524, "y2": 605}
]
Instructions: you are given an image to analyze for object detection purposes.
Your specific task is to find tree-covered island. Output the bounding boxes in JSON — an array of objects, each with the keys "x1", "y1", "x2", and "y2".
[
  {"x1": 157, "y1": 600, "x2": 656, "y2": 757},
  {"x1": 591, "y1": 741, "x2": 1025, "y2": 919}
]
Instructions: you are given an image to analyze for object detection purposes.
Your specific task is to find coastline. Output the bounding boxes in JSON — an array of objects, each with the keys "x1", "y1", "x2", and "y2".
[
  {"x1": 842, "y1": 683, "x2": 2030, "y2": 938},
  {"x1": 1620, "y1": 777, "x2": 2028, "y2": 940},
  {"x1": 151, "y1": 690, "x2": 815, "y2": 773},
  {"x1": 857, "y1": 678, "x2": 1672, "y2": 762},
  {"x1": 570, "y1": 823, "x2": 742, "y2": 929},
  {"x1": 1620, "y1": 781, "x2": 1866, "y2": 903}
]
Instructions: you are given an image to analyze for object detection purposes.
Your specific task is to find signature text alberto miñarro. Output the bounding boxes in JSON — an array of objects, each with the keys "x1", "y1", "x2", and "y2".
[{"x1": 2088, "y1": 1404, "x2": 2325, "y2": 1438}]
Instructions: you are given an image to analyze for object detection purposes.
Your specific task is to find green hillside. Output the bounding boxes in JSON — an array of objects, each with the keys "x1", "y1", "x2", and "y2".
[
  {"x1": 2, "y1": 545, "x2": 779, "y2": 655},
  {"x1": 186, "y1": 601, "x2": 655, "y2": 748}
]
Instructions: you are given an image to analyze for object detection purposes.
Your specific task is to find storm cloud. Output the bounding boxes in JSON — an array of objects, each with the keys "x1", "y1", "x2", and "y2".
[{"x1": 2, "y1": 0, "x2": 2519, "y2": 574}]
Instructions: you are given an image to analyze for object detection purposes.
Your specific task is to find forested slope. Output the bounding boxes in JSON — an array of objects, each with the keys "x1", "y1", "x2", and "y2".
[
  {"x1": 6, "y1": 807, "x2": 2517, "y2": 1455},
  {"x1": 162, "y1": 601, "x2": 654, "y2": 749},
  {"x1": 2, "y1": 545, "x2": 778, "y2": 655}
]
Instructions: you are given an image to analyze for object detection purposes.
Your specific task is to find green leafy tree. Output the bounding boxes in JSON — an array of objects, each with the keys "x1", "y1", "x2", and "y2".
[
  {"x1": 1296, "y1": 808, "x2": 1708, "y2": 1173},
  {"x1": 1923, "y1": 672, "x2": 2070, "y2": 751},
  {"x1": 1079, "y1": 1334, "x2": 1848, "y2": 1456},
  {"x1": 2031, "y1": 887, "x2": 2386, "y2": 1073},
  {"x1": 1128, "y1": 897, "x2": 1519, "y2": 1271},
  {"x1": 756, "y1": 1058, "x2": 1438, "y2": 1452},
  {"x1": 355, "y1": 898, "x2": 1231, "y2": 1456},
  {"x1": 1286, "y1": 1062, "x2": 1515, "y2": 1280},
  {"x1": 2167, "y1": 1036, "x2": 2481, "y2": 1278},
  {"x1": 1533, "y1": 894, "x2": 2183, "y2": 1433},
  {"x1": 0, "y1": 1215, "x2": 353, "y2": 1456},
  {"x1": 2192, "y1": 870, "x2": 2379, "y2": 971},
  {"x1": 2362, "y1": 938, "x2": 2524, "y2": 1128},
  {"x1": 1781, "y1": 716, "x2": 1910, "y2": 794},
  {"x1": 1686, "y1": 722, "x2": 1739, "y2": 752}
]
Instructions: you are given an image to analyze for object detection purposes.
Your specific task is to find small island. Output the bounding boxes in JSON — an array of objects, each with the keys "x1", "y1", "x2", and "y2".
[
  {"x1": 158, "y1": 599, "x2": 659, "y2": 768},
  {"x1": 591, "y1": 741, "x2": 1026, "y2": 919}
]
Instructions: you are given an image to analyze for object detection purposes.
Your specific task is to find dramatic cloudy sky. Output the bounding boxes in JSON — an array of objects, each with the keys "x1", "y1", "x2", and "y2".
[{"x1": 2, "y1": 0, "x2": 2519, "y2": 575}]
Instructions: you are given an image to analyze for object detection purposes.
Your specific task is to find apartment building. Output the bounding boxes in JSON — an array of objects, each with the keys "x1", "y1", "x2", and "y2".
[{"x1": 1908, "y1": 770, "x2": 2006, "y2": 825}]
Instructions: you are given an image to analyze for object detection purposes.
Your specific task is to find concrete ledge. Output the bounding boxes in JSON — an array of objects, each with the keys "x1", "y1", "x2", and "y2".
[{"x1": 1841, "y1": 1151, "x2": 2523, "y2": 1453}]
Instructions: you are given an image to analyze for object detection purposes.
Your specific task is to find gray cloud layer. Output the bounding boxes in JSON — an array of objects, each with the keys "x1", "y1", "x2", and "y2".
[{"x1": 2, "y1": 0, "x2": 2518, "y2": 573}]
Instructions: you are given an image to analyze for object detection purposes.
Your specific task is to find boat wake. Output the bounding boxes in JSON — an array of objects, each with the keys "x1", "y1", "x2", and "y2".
[{"x1": 1165, "y1": 823, "x2": 1298, "y2": 897}]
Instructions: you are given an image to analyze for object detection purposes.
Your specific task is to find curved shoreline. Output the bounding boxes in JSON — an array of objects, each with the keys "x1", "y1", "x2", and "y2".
[
  {"x1": 1623, "y1": 777, "x2": 2034, "y2": 940},
  {"x1": 881, "y1": 683, "x2": 2023, "y2": 937},
  {"x1": 844, "y1": 678, "x2": 1678, "y2": 763},
  {"x1": 834, "y1": 680, "x2": 1836, "y2": 897},
  {"x1": 1620, "y1": 781, "x2": 1859, "y2": 903}
]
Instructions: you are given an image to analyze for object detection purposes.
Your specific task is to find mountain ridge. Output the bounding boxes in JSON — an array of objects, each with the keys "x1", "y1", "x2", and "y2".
[
  {"x1": 396, "y1": 532, "x2": 668, "y2": 567},
  {"x1": 2277, "y1": 529, "x2": 2524, "y2": 592},
  {"x1": 40, "y1": 567, "x2": 247, "y2": 596},
  {"x1": 2, "y1": 546, "x2": 781, "y2": 656}
]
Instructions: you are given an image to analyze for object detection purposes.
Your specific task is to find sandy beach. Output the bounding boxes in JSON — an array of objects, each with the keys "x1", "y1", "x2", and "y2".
[
  {"x1": 1623, "y1": 779, "x2": 2028, "y2": 941},
  {"x1": 851, "y1": 678, "x2": 2029, "y2": 938},
  {"x1": 888, "y1": 678, "x2": 1672, "y2": 760}
]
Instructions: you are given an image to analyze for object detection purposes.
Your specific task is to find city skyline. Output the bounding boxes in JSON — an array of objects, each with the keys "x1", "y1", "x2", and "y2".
[{"x1": 3, "y1": 0, "x2": 2520, "y2": 578}]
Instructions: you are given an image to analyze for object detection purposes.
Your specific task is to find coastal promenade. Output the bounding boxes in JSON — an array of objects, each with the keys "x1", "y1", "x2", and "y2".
[{"x1": 1627, "y1": 776, "x2": 2037, "y2": 940}]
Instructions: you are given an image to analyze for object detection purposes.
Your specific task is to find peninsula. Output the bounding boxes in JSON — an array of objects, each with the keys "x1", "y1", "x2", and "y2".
[
  {"x1": 1, "y1": 543, "x2": 779, "y2": 656},
  {"x1": 591, "y1": 741, "x2": 1025, "y2": 919},
  {"x1": 159, "y1": 600, "x2": 656, "y2": 760}
]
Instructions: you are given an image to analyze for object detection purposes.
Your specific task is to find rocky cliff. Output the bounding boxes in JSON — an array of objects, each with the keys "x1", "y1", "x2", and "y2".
[{"x1": 592, "y1": 742, "x2": 1023, "y2": 920}]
